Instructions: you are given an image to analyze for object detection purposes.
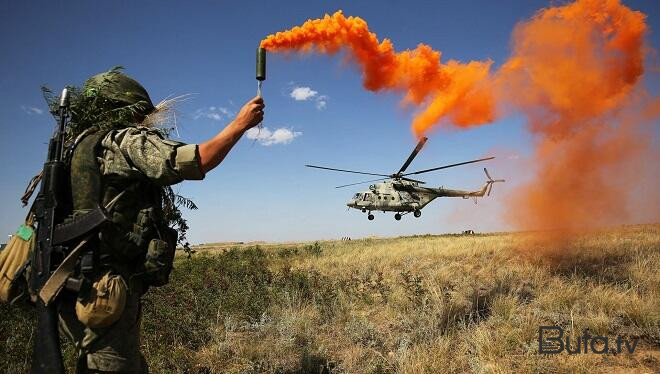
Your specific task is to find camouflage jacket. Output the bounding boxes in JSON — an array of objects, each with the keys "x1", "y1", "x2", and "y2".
[
  {"x1": 98, "y1": 126, "x2": 204, "y2": 185},
  {"x1": 68, "y1": 126, "x2": 204, "y2": 279}
]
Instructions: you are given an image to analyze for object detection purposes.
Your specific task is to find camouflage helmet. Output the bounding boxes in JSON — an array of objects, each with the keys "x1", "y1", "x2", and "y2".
[{"x1": 83, "y1": 70, "x2": 155, "y2": 116}]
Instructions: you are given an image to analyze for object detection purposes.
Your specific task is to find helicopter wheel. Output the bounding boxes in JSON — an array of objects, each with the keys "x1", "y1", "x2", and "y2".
[
  {"x1": 361, "y1": 208, "x2": 367, "y2": 213},
  {"x1": 368, "y1": 214, "x2": 374, "y2": 221},
  {"x1": 413, "y1": 210, "x2": 422, "y2": 218},
  {"x1": 394, "y1": 213, "x2": 402, "y2": 221}
]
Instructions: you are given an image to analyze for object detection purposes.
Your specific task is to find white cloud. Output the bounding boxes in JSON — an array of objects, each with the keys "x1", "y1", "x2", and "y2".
[
  {"x1": 245, "y1": 126, "x2": 302, "y2": 146},
  {"x1": 290, "y1": 86, "x2": 318, "y2": 101},
  {"x1": 21, "y1": 106, "x2": 43, "y2": 115},
  {"x1": 315, "y1": 95, "x2": 328, "y2": 110},
  {"x1": 193, "y1": 106, "x2": 234, "y2": 122},
  {"x1": 289, "y1": 85, "x2": 329, "y2": 110}
]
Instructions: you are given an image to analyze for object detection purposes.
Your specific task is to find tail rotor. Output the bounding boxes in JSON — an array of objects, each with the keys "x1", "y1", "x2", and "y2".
[{"x1": 484, "y1": 168, "x2": 505, "y2": 196}]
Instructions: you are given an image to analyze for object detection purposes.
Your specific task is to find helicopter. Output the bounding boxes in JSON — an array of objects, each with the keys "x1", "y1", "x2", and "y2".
[{"x1": 306, "y1": 137, "x2": 504, "y2": 220}]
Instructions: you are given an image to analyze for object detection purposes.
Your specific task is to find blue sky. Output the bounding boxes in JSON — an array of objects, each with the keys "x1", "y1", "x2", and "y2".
[{"x1": 1, "y1": 1, "x2": 658, "y2": 243}]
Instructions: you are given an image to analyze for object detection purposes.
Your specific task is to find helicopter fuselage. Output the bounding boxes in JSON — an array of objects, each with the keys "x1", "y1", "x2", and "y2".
[
  {"x1": 346, "y1": 179, "x2": 495, "y2": 218},
  {"x1": 347, "y1": 180, "x2": 430, "y2": 212}
]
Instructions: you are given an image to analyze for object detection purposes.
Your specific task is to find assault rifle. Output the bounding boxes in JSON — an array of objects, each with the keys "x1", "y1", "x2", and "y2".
[{"x1": 29, "y1": 88, "x2": 70, "y2": 373}]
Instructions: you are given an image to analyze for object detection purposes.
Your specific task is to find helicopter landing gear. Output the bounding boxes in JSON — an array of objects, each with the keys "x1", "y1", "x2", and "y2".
[
  {"x1": 394, "y1": 213, "x2": 402, "y2": 221},
  {"x1": 361, "y1": 208, "x2": 367, "y2": 213},
  {"x1": 368, "y1": 213, "x2": 375, "y2": 221},
  {"x1": 413, "y1": 210, "x2": 422, "y2": 218}
]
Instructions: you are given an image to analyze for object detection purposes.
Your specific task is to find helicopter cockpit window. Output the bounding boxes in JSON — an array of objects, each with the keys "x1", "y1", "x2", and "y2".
[
  {"x1": 354, "y1": 193, "x2": 361, "y2": 199},
  {"x1": 363, "y1": 193, "x2": 373, "y2": 201}
]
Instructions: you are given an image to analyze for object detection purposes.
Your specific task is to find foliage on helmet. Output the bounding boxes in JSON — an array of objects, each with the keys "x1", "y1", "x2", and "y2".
[{"x1": 42, "y1": 67, "x2": 156, "y2": 139}]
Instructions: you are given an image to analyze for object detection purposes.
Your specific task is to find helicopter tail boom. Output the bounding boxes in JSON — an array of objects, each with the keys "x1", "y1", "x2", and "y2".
[{"x1": 422, "y1": 168, "x2": 505, "y2": 198}]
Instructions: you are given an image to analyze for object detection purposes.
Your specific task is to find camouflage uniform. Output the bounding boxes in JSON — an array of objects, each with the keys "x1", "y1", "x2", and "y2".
[{"x1": 57, "y1": 72, "x2": 204, "y2": 373}]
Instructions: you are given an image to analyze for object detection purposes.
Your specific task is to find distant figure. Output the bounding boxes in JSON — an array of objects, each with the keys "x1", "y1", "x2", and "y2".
[{"x1": 462, "y1": 230, "x2": 475, "y2": 235}]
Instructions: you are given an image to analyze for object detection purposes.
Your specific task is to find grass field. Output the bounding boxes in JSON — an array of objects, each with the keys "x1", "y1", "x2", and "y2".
[{"x1": 1, "y1": 225, "x2": 659, "y2": 373}]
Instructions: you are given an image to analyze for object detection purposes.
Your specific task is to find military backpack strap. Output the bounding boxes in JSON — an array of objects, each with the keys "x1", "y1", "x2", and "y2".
[
  {"x1": 68, "y1": 128, "x2": 110, "y2": 212},
  {"x1": 20, "y1": 126, "x2": 100, "y2": 208}
]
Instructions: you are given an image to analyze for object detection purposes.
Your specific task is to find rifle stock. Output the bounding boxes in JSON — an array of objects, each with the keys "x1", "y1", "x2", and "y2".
[{"x1": 31, "y1": 301, "x2": 64, "y2": 373}]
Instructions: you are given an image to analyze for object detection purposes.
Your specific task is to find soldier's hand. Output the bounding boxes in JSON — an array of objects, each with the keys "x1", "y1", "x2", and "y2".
[
  {"x1": 234, "y1": 96, "x2": 265, "y2": 130},
  {"x1": 200, "y1": 96, "x2": 266, "y2": 173}
]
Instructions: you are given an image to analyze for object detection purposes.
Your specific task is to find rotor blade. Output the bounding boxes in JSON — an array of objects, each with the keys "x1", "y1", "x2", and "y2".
[
  {"x1": 484, "y1": 168, "x2": 493, "y2": 181},
  {"x1": 402, "y1": 157, "x2": 495, "y2": 176},
  {"x1": 305, "y1": 165, "x2": 389, "y2": 177},
  {"x1": 335, "y1": 177, "x2": 389, "y2": 189},
  {"x1": 397, "y1": 137, "x2": 428, "y2": 175}
]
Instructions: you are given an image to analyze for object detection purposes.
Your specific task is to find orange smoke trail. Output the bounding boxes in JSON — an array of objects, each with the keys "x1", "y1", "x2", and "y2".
[
  {"x1": 262, "y1": 0, "x2": 655, "y2": 232},
  {"x1": 260, "y1": 11, "x2": 496, "y2": 136}
]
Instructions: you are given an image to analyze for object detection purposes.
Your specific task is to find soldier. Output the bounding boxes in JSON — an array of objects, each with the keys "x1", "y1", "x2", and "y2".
[{"x1": 46, "y1": 69, "x2": 264, "y2": 373}]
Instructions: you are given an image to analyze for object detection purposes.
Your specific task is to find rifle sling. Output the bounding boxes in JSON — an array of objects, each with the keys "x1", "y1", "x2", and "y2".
[{"x1": 39, "y1": 235, "x2": 91, "y2": 306}]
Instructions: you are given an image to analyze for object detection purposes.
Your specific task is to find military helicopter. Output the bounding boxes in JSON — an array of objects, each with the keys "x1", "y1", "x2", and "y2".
[{"x1": 306, "y1": 137, "x2": 504, "y2": 220}]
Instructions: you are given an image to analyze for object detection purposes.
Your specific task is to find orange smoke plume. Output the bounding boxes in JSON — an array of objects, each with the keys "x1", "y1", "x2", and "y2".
[
  {"x1": 262, "y1": 0, "x2": 655, "y2": 232},
  {"x1": 500, "y1": 0, "x2": 651, "y2": 231},
  {"x1": 260, "y1": 11, "x2": 496, "y2": 136}
]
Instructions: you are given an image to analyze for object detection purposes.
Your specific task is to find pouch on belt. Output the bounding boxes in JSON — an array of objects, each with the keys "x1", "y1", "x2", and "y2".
[{"x1": 75, "y1": 271, "x2": 127, "y2": 328}]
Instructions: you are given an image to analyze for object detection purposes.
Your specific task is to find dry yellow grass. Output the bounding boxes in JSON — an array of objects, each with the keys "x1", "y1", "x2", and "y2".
[{"x1": 186, "y1": 225, "x2": 659, "y2": 373}]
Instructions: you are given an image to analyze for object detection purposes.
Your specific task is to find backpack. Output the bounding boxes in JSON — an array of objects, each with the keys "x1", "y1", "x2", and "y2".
[{"x1": 0, "y1": 215, "x2": 35, "y2": 304}]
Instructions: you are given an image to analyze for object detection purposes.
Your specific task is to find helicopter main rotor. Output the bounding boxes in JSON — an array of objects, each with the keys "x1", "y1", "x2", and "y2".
[
  {"x1": 305, "y1": 136, "x2": 496, "y2": 188},
  {"x1": 396, "y1": 136, "x2": 427, "y2": 175}
]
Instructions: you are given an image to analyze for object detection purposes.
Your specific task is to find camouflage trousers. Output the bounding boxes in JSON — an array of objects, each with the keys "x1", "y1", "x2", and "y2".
[{"x1": 58, "y1": 281, "x2": 148, "y2": 373}]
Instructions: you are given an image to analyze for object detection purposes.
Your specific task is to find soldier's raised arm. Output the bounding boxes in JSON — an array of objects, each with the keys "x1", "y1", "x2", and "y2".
[
  {"x1": 198, "y1": 96, "x2": 264, "y2": 173},
  {"x1": 98, "y1": 96, "x2": 264, "y2": 187}
]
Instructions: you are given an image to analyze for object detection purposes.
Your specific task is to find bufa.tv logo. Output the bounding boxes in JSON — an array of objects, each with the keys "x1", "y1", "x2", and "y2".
[{"x1": 539, "y1": 326, "x2": 639, "y2": 354}]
